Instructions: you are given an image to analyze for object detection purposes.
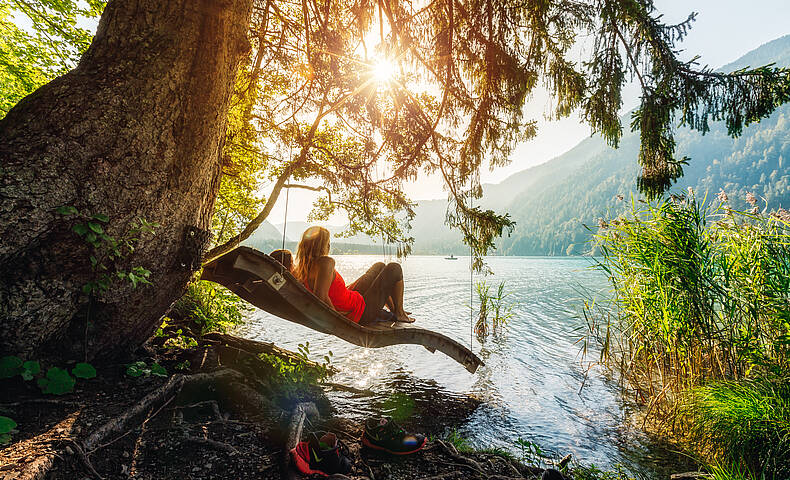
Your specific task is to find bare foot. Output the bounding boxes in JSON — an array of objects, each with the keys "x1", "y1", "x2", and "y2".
[{"x1": 396, "y1": 313, "x2": 415, "y2": 323}]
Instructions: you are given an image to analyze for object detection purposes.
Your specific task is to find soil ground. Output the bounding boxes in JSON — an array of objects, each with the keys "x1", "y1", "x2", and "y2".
[{"x1": 0, "y1": 338, "x2": 549, "y2": 480}]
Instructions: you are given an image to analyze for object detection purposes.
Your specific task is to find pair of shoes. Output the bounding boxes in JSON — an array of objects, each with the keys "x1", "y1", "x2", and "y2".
[
  {"x1": 291, "y1": 432, "x2": 352, "y2": 477},
  {"x1": 362, "y1": 417, "x2": 426, "y2": 455}
]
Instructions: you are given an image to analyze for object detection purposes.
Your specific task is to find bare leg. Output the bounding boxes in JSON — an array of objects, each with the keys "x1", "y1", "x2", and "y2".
[
  {"x1": 385, "y1": 296, "x2": 409, "y2": 314},
  {"x1": 391, "y1": 280, "x2": 414, "y2": 323}
]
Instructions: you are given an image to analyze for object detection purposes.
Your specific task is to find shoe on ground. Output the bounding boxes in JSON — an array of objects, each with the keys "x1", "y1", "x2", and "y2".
[
  {"x1": 362, "y1": 417, "x2": 426, "y2": 455},
  {"x1": 291, "y1": 432, "x2": 352, "y2": 476}
]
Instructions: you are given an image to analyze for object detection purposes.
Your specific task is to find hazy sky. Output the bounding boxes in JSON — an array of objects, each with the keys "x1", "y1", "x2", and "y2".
[{"x1": 270, "y1": 0, "x2": 790, "y2": 224}]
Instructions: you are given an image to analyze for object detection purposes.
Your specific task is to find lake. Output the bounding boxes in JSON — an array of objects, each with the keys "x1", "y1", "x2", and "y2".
[{"x1": 235, "y1": 255, "x2": 691, "y2": 479}]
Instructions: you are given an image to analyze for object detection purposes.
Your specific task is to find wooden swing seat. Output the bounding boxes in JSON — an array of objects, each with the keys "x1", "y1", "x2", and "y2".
[{"x1": 201, "y1": 247, "x2": 483, "y2": 373}]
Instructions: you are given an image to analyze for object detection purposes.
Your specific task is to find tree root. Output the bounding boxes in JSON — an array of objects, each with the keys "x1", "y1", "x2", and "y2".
[
  {"x1": 282, "y1": 402, "x2": 319, "y2": 480},
  {"x1": 434, "y1": 439, "x2": 486, "y2": 474},
  {"x1": 203, "y1": 332, "x2": 334, "y2": 372},
  {"x1": 183, "y1": 434, "x2": 240, "y2": 455}
]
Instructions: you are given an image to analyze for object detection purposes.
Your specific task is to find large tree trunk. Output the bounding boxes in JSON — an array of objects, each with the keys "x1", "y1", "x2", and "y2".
[{"x1": 0, "y1": 0, "x2": 253, "y2": 360}]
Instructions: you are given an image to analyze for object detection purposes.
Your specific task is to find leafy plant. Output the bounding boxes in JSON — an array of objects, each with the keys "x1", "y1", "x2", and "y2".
[
  {"x1": 174, "y1": 360, "x2": 191, "y2": 372},
  {"x1": 125, "y1": 361, "x2": 167, "y2": 378},
  {"x1": 37, "y1": 367, "x2": 76, "y2": 395},
  {"x1": 171, "y1": 280, "x2": 249, "y2": 335},
  {"x1": 444, "y1": 429, "x2": 474, "y2": 453},
  {"x1": 20, "y1": 361, "x2": 41, "y2": 381},
  {"x1": 475, "y1": 280, "x2": 516, "y2": 340},
  {"x1": 0, "y1": 356, "x2": 93, "y2": 395},
  {"x1": 584, "y1": 192, "x2": 790, "y2": 478},
  {"x1": 684, "y1": 375, "x2": 790, "y2": 479},
  {"x1": 0, "y1": 416, "x2": 17, "y2": 444},
  {"x1": 57, "y1": 207, "x2": 157, "y2": 296},
  {"x1": 71, "y1": 363, "x2": 97, "y2": 379},
  {"x1": 0, "y1": 356, "x2": 23, "y2": 379},
  {"x1": 258, "y1": 342, "x2": 333, "y2": 403}
]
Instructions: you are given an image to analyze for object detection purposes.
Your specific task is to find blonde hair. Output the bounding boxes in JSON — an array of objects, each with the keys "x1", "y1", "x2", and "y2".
[{"x1": 294, "y1": 226, "x2": 330, "y2": 283}]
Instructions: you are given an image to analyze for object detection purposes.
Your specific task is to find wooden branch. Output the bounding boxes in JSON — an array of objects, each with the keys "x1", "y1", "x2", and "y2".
[
  {"x1": 203, "y1": 93, "x2": 328, "y2": 264},
  {"x1": 202, "y1": 332, "x2": 335, "y2": 373}
]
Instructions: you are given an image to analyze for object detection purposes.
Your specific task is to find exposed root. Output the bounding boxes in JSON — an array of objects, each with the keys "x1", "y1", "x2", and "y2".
[
  {"x1": 282, "y1": 402, "x2": 319, "y2": 480},
  {"x1": 203, "y1": 332, "x2": 334, "y2": 372},
  {"x1": 434, "y1": 439, "x2": 485, "y2": 474},
  {"x1": 82, "y1": 374, "x2": 187, "y2": 452},
  {"x1": 183, "y1": 435, "x2": 240, "y2": 455}
]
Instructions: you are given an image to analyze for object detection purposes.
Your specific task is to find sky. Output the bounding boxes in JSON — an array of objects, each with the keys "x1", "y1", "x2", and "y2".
[{"x1": 270, "y1": 0, "x2": 790, "y2": 225}]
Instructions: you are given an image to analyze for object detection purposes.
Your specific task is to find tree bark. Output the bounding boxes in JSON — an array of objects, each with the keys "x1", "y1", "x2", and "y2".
[{"x1": 0, "y1": 0, "x2": 253, "y2": 360}]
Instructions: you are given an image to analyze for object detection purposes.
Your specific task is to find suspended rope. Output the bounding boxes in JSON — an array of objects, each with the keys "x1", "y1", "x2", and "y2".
[
  {"x1": 280, "y1": 106, "x2": 295, "y2": 275},
  {"x1": 468, "y1": 184, "x2": 474, "y2": 352}
]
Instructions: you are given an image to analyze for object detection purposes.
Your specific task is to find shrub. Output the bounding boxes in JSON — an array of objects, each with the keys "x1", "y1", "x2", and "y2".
[
  {"x1": 584, "y1": 194, "x2": 790, "y2": 412},
  {"x1": 684, "y1": 375, "x2": 790, "y2": 479},
  {"x1": 171, "y1": 280, "x2": 249, "y2": 334}
]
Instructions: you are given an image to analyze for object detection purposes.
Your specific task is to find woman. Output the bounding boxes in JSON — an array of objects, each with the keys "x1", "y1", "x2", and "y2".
[{"x1": 294, "y1": 226, "x2": 414, "y2": 324}]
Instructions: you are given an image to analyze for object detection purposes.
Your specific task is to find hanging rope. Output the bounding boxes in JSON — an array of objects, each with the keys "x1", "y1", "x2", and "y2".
[
  {"x1": 280, "y1": 107, "x2": 295, "y2": 275},
  {"x1": 280, "y1": 186, "x2": 290, "y2": 273},
  {"x1": 468, "y1": 185, "x2": 474, "y2": 352}
]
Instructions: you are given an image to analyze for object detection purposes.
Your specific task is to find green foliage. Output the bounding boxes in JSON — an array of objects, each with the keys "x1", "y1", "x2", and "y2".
[
  {"x1": 584, "y1": 193, "x2": 790, "y2": 477},
  {"x1": 0, "y1": 356, "x2": 91, "y2": 395},
  {"x1": 474, "y1": 280, "x2": 515, "y2": 340},
  {"x1": 444, "y1": 429, "x2": 474, "y2": 453},
  {"x1": 0, "y1": 355, "x2": 23, "y2": 378},
  {"x1": 125, "y1": 361, "x2": 167, "y2": 378},
  {"x1": 0, "y1": 415, "x2": 17, "y2": 444},
  {"x1": 37, "y1": 367, "x2": 76, "y2": 395},
  {"x1": 174, "y1": 360, "x2": 191, "y2": 372},
  {"x1": 257, "y1": 342, "x2": 333, "y2": 402},
  {"x1": 71, "y1": 362, "x2": 96, "y2": 379},
  {"x1": 171, "y1": 280, "x2": 249, "y2": 335},
  {"x1": 57, "y1": 207, "x2": 156, "y2": 295},
  {"x1": 21, "y1": 360, "x2": 41, "y2": 381},
  {"x1": 585, "y1": 195, "x2": 790, "y2": 405},
  {"x1": 0, "y1": 0, "x2": 105, "y2": 116},
  {"x1": 683, "y1": 376, "x2": 790, "y2": 479}
]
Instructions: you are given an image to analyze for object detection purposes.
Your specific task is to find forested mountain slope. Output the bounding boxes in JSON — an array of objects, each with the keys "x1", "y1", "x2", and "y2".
[{"x1": 411, "y1": 34, "x2": 790, "y2": 256}]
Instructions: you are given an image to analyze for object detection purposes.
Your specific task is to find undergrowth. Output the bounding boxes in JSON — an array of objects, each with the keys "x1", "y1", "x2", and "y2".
[
  {"x1": 170, "y1": 279, "x2": 249, "y2": 335},
  {"x1": 583, "y1": 190, "x2": 790, "y2": 478}
]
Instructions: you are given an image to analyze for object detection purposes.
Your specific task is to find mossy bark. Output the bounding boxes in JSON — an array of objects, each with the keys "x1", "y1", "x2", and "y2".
[{"x1": 0, "y1": 0, "x2": 253, "y2": 360}]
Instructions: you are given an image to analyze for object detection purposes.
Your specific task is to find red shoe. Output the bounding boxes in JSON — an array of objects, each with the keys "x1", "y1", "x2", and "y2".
[{"x1": 291, "y1": 432, "x2": 352, "y2": 476}]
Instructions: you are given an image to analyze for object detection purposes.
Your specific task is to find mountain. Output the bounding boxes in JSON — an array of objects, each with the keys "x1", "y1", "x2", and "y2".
[{"x1": 408, "y1": 34, "x2": 790, "y2": 256}]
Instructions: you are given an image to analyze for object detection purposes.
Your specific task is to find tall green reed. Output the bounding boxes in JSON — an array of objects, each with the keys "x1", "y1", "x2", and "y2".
[
  {"x1": 475, "y1": 280, "x2": 515, "y2": 341},
  {"x1": 584, "y1": 192, "x2": 790, "y2": 419}
]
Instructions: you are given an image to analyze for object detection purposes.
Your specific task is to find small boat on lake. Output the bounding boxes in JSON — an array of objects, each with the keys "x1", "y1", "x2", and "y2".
[{"x1": 445, "y1": 254, "x2": 458, "y2": 260}]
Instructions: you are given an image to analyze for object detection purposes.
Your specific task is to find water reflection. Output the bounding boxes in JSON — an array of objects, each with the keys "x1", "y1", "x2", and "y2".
[{"x1": 235, "y1": 255, "x2": 695, "y2": 479}]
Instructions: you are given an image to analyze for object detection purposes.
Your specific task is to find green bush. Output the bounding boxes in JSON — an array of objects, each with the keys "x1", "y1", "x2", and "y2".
[
  {"x1": 257, "y1": 342, "x2": 332, "y2": 404},
  {"x1": 171, "y1": 280, "x2": 249, "y2": 334},
  {"x1": 585, "y1": 194, "x2": 790, "y2": 408},
  {"x1": 584, "y1": 192, "x2": 790, "y2": 478},
  {"x1": 684, "y1": 375, "x2": 790, "y2": 479}
]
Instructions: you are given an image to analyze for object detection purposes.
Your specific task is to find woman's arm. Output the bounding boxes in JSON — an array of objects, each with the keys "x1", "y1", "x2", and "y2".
[{"x1": 313, "y1": 256, "x2": 336, "y2": 310}]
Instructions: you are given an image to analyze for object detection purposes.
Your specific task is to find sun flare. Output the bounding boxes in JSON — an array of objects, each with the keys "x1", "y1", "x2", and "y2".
[{"x1": 371, "y1": 58, "x2": 396, "y2": 83}]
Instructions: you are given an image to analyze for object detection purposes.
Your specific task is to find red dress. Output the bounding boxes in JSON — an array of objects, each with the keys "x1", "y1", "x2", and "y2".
[{"x1": 305, "y1": 270, "x2": 365, "y2": 323}]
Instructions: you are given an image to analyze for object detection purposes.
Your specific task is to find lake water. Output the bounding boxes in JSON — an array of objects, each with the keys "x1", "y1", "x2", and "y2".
[{"x1": 236, "y1": 255, "x2": 691, "y2": 479}]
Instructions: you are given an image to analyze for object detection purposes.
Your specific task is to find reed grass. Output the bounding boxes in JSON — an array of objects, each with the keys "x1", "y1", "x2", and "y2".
[
  {"x1": 583, "y1": 192, "x2": 790, "y2": 477},
  {"x1": 686, "y1": 375, "x2": 790, "y2": 478},
  {"x1": 475, "y1": 280, "x2": 515, "y2": 340}
]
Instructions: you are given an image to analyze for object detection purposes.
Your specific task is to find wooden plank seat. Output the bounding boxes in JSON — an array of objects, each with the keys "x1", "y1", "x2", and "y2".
[{"x1": 201, "y1": 247, "x2": 483, "y2": 373}]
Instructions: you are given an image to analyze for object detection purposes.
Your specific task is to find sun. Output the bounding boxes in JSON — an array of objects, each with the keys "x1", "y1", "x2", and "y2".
[{"x1": 371, "y1": 58, "x2": 396, "y2": 83}]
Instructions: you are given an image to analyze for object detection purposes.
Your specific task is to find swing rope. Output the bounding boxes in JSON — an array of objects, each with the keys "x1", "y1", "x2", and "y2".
[{"x1": 468, "y1": 184, "x2": 474, "y2": 352}]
